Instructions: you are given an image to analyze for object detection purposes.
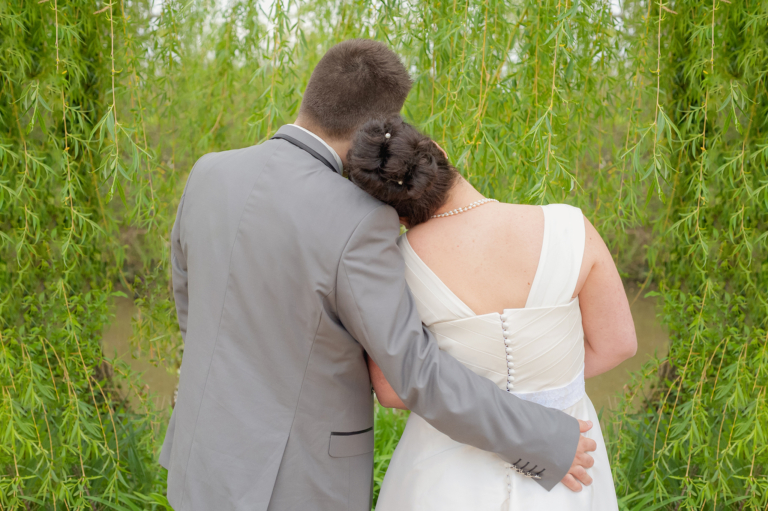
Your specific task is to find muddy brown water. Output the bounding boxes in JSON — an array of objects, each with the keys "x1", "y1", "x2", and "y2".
[
  {"x1": 102, "y1": 285, "x2": 667, "y2": 414},
  {"x1": 102, "y1": 297, "x2": 179, "y2": 411}
]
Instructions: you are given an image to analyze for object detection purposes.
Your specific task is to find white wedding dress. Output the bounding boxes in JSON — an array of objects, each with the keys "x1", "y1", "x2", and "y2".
[{"x1": 376, "y1": 204, "x2": 618, "y2": 511}]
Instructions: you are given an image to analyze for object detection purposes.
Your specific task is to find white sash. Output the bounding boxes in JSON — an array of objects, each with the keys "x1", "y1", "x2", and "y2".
[{"x1": 510, "y1": 368, "x2": 585, "y2": 410}]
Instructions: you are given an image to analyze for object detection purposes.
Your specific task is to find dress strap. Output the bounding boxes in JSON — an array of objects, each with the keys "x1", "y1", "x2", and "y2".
[{"x1": 525, "y1": 204, "x2": 586, "y2": 308}]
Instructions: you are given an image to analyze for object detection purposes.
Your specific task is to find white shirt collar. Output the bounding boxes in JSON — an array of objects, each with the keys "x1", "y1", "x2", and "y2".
[{"x1": 287, "y1": 124, "x2": 343, "y2": 171}]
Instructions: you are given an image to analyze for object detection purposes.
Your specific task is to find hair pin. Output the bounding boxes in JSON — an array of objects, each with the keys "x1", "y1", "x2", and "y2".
[
  {"x1": 384, "y1": 133, "x2": 391, "y2": 139},
  {"x1": 397, "y1": 180, "x2": 403, "y2": 185}
]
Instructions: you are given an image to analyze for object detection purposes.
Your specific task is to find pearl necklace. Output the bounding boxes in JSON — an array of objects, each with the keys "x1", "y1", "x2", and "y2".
[{"x1": 431, "y1": 198, "x2": 498, "y2": 219}]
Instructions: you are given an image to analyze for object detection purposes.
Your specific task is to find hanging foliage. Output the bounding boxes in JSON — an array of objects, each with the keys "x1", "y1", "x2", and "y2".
[{"x1": 0, "y1": 0, "x2": 765, "y2": 509}]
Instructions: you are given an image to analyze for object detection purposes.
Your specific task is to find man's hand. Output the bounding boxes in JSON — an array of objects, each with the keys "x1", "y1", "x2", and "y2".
[{"x1": 561, "y1": 420, "x2": 597, "y2": 492}]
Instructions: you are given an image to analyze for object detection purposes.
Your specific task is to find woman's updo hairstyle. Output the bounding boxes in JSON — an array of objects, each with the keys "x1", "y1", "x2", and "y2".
[{"x1": 347, "y1": 116, "x2": 459, "y2": 227}]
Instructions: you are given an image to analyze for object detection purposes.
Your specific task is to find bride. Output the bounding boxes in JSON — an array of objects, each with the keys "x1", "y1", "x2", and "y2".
[{"x1": 346, "y1": 117, "x2": 637, "y2": 510}]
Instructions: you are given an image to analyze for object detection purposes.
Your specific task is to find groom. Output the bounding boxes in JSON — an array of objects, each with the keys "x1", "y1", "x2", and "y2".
[{"x1": 160, "y1": 39, "x2": 595, "y2": 511}]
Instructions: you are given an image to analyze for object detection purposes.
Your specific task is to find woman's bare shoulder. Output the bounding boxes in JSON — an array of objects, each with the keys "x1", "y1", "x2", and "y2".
[
  {"x1": 408, "y1": 202, "x2": 544, "y2": 239},
  {"x1": 573, "y1": 213, "x2": 613, "y2": 297},
  {"x1": 498, "y1": 202, "x2": 543, "y2": 219},
  {"x1": 495, "y1": 203, "x2": 545, "y2": 238}
]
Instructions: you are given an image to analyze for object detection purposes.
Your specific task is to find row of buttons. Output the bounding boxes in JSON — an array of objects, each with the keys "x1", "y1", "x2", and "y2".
[
  {"x1": 501, "y1": 314, "x2": 514, "y2": 391},
  {"x1": 509, "y1": 459, "x2": 544, "y2": 480},
  {"x1": 502, "y1": 315, "x2": 545, "y2": 482}
]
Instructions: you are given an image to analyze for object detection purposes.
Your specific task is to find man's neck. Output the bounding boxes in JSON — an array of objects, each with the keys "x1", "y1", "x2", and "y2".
[{"x1": 293, "y1": 118, "x2": 352, "y2": 167}]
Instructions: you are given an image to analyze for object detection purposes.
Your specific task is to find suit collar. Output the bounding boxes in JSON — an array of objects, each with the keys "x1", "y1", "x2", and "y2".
[{"x1": 275, "y1": 124, "x2": 343, "y2": 175}]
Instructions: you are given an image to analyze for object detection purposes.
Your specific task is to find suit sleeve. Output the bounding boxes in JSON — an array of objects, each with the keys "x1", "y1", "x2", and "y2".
[
  {"x1": 170, "y1": 155, "x2": 211, "y2": 341},
  {"x1": 171, "y1": 182, "x2": 191, "y2": 341},
  {"x1": 335, "y1": 204, "x2": 580, "y2": 491}
]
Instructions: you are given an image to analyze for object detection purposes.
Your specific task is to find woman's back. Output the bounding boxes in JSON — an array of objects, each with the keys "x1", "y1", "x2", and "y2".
[
  {"x1": 378, "y1": 203, "x2": 621, "y2": 510},
  {"x1": 405, "y1": 196, "x2": 635, "y2": 380},
  {"x1": 406, "y1": 202, "x2": 594, "y2": 314},
  {"x1": 398, "y1": 203, "x2": 588, "y2": 394}
]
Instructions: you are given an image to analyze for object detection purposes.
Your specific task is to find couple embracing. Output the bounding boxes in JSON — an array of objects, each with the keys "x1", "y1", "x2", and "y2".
[{"x1": 159, "y1": 39, "x2": 637, "y2": 511}]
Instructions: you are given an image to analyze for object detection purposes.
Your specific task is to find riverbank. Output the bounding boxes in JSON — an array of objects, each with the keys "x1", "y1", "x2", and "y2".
[{"x1": 102, "y1": 284, "x2": 667, "y2": 415}]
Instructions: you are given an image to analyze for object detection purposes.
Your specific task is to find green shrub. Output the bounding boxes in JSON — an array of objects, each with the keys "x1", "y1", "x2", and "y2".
[{"x1": 1, "y1": 0, "x2": 765, "y2": 509}]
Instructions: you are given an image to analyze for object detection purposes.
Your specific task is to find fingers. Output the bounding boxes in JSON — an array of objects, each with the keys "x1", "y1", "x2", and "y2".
[
  {"x1": 560, "y1": 474, "x2": 583, "y2": 492},
  {"x1": 570, "y1": 466, "x2": 593, "y2": 487},
  {"x1": 577, "y1": 435, "x2": 597, "y2": 453},
  {"x1": 564, "y1": 424, "x2": 597, "y2": 492},
  {"x1": 577, "y1": 451, "x2": 595, "y2": 469}
]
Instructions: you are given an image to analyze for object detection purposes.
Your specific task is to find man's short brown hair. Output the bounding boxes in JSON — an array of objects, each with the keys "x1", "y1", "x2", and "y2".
[{"x1": 299, "y1": 39, "x2": 412, "y2": 139}]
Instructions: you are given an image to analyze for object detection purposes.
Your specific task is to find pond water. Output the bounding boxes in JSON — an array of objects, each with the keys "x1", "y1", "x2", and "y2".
[
  {"x1": 102, "y1": 297, "x2": 178, "y2": 411},
  {"x1": 102, "y1": 285, "x2": 667, "y2": 414}
]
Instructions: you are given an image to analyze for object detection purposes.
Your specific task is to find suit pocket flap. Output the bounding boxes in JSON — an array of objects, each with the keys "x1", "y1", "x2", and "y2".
[{"x1": 328, "y1": 427, "x2": 374, "y2": 458}]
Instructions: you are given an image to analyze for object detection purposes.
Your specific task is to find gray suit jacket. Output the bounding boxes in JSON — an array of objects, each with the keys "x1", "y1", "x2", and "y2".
[{"x1": 160, "y1": 124, "x2": 579, "y2": 511}]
